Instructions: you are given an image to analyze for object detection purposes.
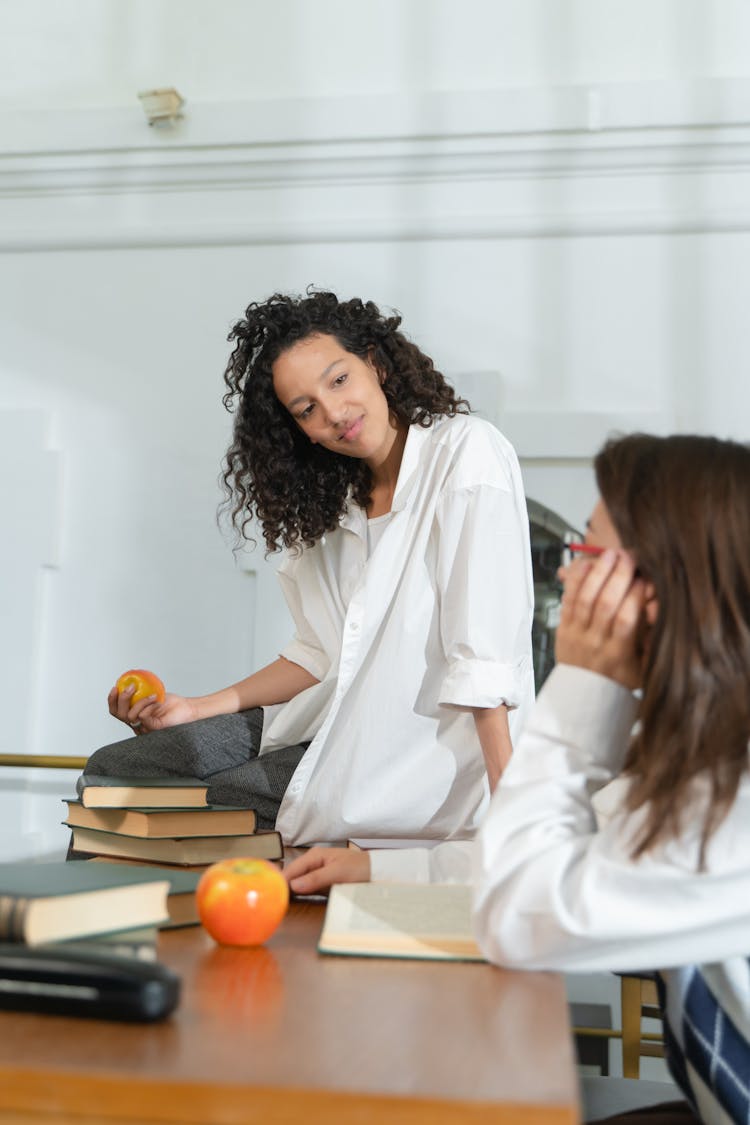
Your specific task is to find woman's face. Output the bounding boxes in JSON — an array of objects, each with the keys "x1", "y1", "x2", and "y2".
[
  {"x1": 562, "y1": 497, "x2": 658, "y2": 674},
  {"x1": 558, "y1": 498, "x2": 622, "y2": 584},
  {"x1": 584, "y1": 499, "x2": 622, "y2": 550},
  {"x1": 272, "y1": 334, "x2": 401, "y2": 469}
]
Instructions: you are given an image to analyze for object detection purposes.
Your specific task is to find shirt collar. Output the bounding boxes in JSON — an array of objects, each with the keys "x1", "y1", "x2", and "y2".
[
  {"x1": 391, "y1": 419, "x2": 440, "y2": 512},
  {"x1": 339, "y1": 419, "x2": 442, "y2": 533}
]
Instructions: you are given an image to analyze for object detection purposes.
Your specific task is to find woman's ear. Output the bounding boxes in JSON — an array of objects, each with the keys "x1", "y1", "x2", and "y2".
[{"x1": 643, "y1": 581, "x2": 659, "y2": 625}]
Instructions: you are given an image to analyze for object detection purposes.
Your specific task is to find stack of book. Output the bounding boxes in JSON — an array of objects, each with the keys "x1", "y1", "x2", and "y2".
[
  {"x1": 0, "y1": 860, "x2": 186, "y2": 949},
  {"x1": 64, "y1": 774, "x2": 283, "y2": 870}
]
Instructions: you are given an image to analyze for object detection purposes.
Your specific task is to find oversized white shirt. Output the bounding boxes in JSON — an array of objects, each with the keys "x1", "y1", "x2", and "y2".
[
  {"x1": 471, "y1": 663, "x2": 750, "y2": 1124},
  {"x1": 472, "y1": 663, "x2": 750, "y2": 970},
  {"x1": 260, "y1": 413, "x2": 535, "y2": 846}
]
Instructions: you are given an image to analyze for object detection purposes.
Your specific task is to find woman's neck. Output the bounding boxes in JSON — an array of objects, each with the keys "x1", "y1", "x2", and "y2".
[{"x1": 366, "y1": 423, "x2": 408, "y2": 517}]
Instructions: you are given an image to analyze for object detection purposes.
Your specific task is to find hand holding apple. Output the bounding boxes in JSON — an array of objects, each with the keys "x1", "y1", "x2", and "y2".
[
  {"x1": 108, "y1": 669, "x2": 204, "y2": 734},
  {"x1": 115, "y1": 668, "x2": 166, "y2": 705}
]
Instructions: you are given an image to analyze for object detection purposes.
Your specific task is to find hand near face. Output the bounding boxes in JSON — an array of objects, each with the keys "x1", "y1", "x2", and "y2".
[
  {"x1": 283, "y1": 846, "x2": 371, "y2": 896},
  {"x1": 556, "y1": 549, "x2": 655, "y2": 691}
]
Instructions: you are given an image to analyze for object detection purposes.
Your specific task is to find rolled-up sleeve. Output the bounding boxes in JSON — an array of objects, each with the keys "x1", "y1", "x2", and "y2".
[{"x1": 435, "y1": 477, "x2": 534, "y2": 710}]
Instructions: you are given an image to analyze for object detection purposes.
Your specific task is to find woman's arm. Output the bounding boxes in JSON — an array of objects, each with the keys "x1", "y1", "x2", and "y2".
[
  {"x1": 472, "y1": 704, "x2": 512, "y2": 793},
  {"x1": 472, "y1": 552, "x2": 750, "y2": 973},
  {"x1": 284, "y1": 839, "x2": 475, "y2": 894},
  {"x1": 193, "y1": 657, "x2": 319, "y2": 717},
  {"x1": 110, "y1": 656, "x2": 319, "y2": 733},
  {"x1": 472, "y1": 664, "x2": 750, "y2": 972},
  {"x1": 435, "y1": 477, "x2": 533, "y2": 715},
  {"x1": 433, "y1": 459, "x2": 534, "y2": 796}
]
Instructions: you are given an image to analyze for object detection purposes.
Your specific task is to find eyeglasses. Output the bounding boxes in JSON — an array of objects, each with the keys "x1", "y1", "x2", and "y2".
[
  {"x1": 567, "y1": 543, "x2": 605, "y2": 558},
  {"x1": 562, "y1": 541, "x2": 606, "y2": 567}
]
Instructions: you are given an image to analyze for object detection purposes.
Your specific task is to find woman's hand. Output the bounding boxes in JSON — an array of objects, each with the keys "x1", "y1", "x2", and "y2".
[
  {"x1": 283, "y1": 846, "x2": 371, "y2": 896},
  {"x1": 556, "y1": 549, "x2": 652, "y2": 691},
  {"x1": 107, "y1": 685, "x2": 200, "y2": 735}
]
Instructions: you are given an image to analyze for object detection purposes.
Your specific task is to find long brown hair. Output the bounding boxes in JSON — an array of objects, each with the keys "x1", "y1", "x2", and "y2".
[{"x1": 595, "y1": 433, "x2": 750, "y2": 865}]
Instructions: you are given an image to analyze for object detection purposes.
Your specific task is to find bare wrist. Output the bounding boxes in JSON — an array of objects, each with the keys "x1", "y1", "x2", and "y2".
[{"x1": 190, "y1": 692, "x2": 237, "y2": 722}]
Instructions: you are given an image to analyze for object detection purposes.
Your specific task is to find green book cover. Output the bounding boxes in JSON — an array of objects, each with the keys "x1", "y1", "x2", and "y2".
[{"x1": 0, "y1": 861, "x2": 172, "y2": 945}]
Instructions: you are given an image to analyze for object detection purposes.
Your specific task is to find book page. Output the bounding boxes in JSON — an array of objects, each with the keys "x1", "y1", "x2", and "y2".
[
  {"x1": 347, "y1": 838, "x2": 444, "y2": 850},
  {"x1": 319, "y1": 883, "x2": 484, "y2": 961}
]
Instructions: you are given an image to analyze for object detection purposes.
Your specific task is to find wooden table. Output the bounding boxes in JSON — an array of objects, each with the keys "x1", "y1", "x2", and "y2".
[{"x1": 0, "y1": 901, "x2": 579, "y2": 1125}]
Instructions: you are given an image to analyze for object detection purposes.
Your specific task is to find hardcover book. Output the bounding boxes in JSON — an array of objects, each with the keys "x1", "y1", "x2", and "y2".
[
  {"x1": 76, "y1": 775, "x2": 209, "y2": 809},
  {"x1": 0, "y1": 861, "x2": 170, "y2": 945},
  {"x1": 55, "y1": 925, "x2": 160, "y2": 962},
  {"x1": 318, "y1": 882, "x2": 485, "y2": 962},
  {"x1": 71, "y1": 826, "x2": 283, "y2": 866},
  {"x1": 84, "y1": 861, "x2": 202, "y2": 926},
  {"x1": 64, "y1": 800, "x2": 257, "y2": 838}
]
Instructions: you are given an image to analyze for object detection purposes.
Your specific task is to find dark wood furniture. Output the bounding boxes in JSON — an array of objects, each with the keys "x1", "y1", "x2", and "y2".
[{"x1": 0, "y1": 900, "x2": 579, "y2": 1124}]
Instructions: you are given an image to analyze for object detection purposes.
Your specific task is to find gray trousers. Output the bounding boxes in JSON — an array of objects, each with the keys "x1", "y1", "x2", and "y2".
[{"x1": 83, "y1": 710, "x2": 308, "y2": 829}]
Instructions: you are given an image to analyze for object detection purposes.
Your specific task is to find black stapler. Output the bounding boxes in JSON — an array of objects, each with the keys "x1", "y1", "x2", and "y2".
[{"x1": 0, "y1": 943, "x2": 180, "y2": 1021}]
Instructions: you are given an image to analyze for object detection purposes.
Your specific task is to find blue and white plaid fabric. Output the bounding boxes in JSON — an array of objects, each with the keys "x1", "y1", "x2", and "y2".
[{"x1": 658, "y1": 959, "x2": 750, "y2": 1124}]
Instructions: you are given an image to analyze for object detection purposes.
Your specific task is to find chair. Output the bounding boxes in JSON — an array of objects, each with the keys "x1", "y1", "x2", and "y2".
[
  {"x1": 572, "y1": 973, "x2": 665, "y2": 1079},
  {"x1": 619, "y1": 973, "x2": 665, "y2": 1079},
  {"x1": 571, "y1": 1001, "x2": 613, "y2": 1075}
]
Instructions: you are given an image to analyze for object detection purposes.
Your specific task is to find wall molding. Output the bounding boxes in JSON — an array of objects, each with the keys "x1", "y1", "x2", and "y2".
[{"x1": 2, "y1": 79, "x2": 749, "y2": 251}]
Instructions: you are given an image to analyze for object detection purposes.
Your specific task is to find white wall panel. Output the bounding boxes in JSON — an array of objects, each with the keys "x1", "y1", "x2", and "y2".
[
  {"x1": 2, "y1": 1, "x2": 749, "y2": 109},
  {"x1": 1, "y1": 75, "x2": 748, "y2": 857}
]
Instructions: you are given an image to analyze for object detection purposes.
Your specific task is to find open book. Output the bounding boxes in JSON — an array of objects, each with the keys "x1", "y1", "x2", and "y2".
[{"x1": 318, "y1": 882, "x2": 485, "y2": 962}]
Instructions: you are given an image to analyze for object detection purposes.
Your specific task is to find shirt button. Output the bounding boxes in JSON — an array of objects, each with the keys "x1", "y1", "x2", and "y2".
[{"x1": 350, "y1": 622, "x2": 360, "y2": 633}]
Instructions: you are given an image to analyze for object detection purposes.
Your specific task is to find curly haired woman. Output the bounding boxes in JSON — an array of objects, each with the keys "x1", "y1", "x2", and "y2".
[{"x1": 89, "y1": 290, "x2": 535, "y2": 872}]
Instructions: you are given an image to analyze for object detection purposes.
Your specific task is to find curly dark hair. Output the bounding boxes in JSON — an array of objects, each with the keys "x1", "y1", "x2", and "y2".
[{"x1": 221, "y1": 289, "x2": 470, "y2": 552}]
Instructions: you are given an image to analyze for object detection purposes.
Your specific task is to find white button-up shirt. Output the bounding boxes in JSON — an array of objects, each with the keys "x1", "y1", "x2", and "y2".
[
  {"x1": 473, "y1": 663, "x2": 750, "y2": 972},
  {"x1": 471, "y1": 663, "x2": 750, "y2": 1125},
  {"x1": 260, "y1": 413, "x2": 535, "y2": 846}
]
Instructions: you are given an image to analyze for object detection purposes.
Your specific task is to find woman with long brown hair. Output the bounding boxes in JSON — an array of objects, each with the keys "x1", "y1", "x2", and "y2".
[{"x1": 472, "y1": 433, "x2": 750, "y2": 1123}]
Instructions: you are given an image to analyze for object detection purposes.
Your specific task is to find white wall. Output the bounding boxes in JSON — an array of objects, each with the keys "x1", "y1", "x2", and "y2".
[
  {"x1": 3, "y1": 0, "x2": 750, "y2": 108},
  {"x1": 1, "y1": 1, "x2": 749, "y2": 860}
]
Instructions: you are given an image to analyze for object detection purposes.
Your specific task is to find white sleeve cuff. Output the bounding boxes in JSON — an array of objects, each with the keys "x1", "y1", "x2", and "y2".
[
  {"x1": 439, "y1": 657, "x2": 530, "y2": 710},
  {"x1": 531, "y1": 664, "x2": 639, "y2": 769}
]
